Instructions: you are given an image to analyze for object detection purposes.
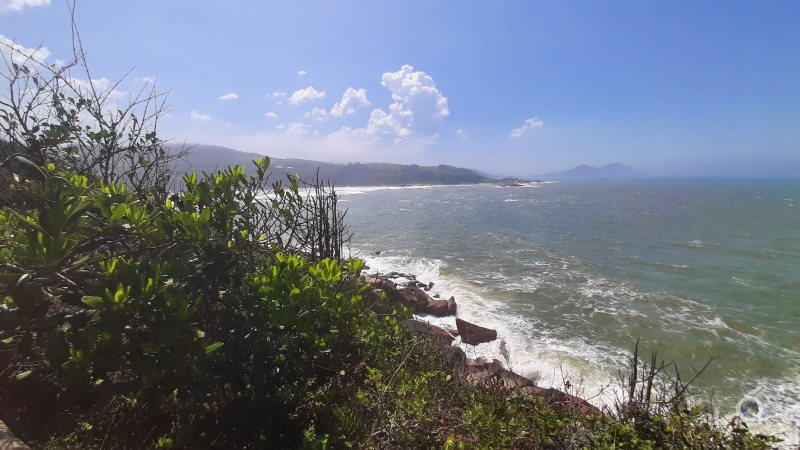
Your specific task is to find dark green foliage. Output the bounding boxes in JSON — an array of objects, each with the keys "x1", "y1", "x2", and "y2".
[{"x1": 0, "y1": 158, "x2": 368, "y2": 448}]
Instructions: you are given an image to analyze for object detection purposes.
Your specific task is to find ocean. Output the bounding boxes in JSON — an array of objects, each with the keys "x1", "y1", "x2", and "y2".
[{"x1": 339, "y1": 179, "x2": 800, "y2": 445}]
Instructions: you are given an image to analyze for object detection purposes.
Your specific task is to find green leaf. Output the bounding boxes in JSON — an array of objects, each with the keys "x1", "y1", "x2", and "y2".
[
  {"x1": 204, "y1": 341, "x2": 224, "y2": 355},
  {"x1": 111, "y1": 203, "x2": 128, "y2": 221},
  {"x1": 10, "y1": 155, "x2": 46, "y2": 181},
  {"x1": 81, "y1": 295, "x2": 104, "y2": 309},
  {"x1": 15, "y1": 370, "x2": 32, "y2": 380}
]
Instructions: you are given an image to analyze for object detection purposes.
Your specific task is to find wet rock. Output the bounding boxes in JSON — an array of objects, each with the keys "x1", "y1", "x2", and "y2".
[
  {"x1": 420, "y1": 296, "x2": 457, "y2": 316},
  {"x1": 456, "y1": 318, "x2": 497, "y2": 345},
  {"x1": 397, "y1": 287, "x2": 429, "y2": 310}
]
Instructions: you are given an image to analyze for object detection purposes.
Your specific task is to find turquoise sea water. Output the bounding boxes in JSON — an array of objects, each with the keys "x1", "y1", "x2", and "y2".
[{"x1": 340, "y1": 179, "x2": 800, "y2": 444}]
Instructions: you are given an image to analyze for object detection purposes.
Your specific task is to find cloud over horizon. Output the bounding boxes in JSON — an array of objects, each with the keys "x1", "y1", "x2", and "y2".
[{"x1": 510, "y1": 117, "x2": 543, "y2": 138}]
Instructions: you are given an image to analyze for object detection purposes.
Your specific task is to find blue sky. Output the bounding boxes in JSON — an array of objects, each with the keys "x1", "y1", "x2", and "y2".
[{"x1": 2, "y1": 0, "x2": 799, "y2": 176}]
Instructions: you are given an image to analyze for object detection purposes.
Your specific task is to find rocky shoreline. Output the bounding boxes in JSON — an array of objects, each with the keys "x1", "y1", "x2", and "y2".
[{"x1": 361, "y1": 273, "x2": 599, "y2": 416}]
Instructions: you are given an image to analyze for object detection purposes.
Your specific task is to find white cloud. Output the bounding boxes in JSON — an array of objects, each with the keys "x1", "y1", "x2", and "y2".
[
  {"x1": 264, "y1": 112, "x2": 279, "y2": 119},
  {"x1": 456, "y1": 129, "x2": 469, "y2": 140},
  {"x1": 343, "y1": 65, "x2": 448, "y2": 143},
  {"x1": 134, "y1": 76, "x2": 155, "y2": 84},
  {"x1": 288, "y1": 86, "x2": 325, "y2": 105},
  {"x1": 0, "y1": 0, "x2": 50, "y2": 13},
  {"x1": 65, "y1": 77, "x2": 126, "y2": 101},
  {"x1": 304, "y1": 107, "x2": 328, "y2": 121},
  {"x1": 510, "y1": 117, "x2": 544, "y2": 138},
  {"x1": 166, "y1": 66, "x2": 449, "y2": 163},
  {"x1": 0, "y1": 34, "x2": 50, "y2": 64},
  {"x1": 272, "y1": 92, "x2": 286, "y2": 98},
  {"x1": 297, "y1": 69, "x2": 307, "y2": 76},
  {"x1": 285, "y1": 122, "x2": 311, "y2": 136},
  {"x1": 190, "y1": 110, "x2": 212, "y2": 121},
  {"x1": 329, "y1": 87, "x2": 370, "y2": 117},
  {"x1": 218, "y1": 92, "x2": 238, "y2": 101}
]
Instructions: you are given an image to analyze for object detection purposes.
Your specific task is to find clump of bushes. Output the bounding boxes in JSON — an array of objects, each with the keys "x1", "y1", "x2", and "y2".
[{"x1": 0, "y1": 157, "x2": 374, "y2": 447}]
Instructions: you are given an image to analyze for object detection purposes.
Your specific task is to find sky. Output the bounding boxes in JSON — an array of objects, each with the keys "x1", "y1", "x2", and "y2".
[{"x1": 1, "y1": 0, "x2": 799, "y2": 176}]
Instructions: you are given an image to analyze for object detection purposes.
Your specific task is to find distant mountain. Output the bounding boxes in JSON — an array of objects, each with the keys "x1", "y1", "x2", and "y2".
[
  {"x1": 538, "y1": 163, "x2": 642, "y2": 180},
  {"x1": 171, "y1": 144, "x2": 492, "y2": 186}
]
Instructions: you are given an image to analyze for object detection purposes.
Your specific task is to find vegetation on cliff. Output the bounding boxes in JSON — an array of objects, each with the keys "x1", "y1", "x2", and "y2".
[
  {"x1": 0, "y1": 29, "x2": 780, "y2": 449},
  {"x1": 174, "y1": 144, "x2": 492, "y2": 187}
]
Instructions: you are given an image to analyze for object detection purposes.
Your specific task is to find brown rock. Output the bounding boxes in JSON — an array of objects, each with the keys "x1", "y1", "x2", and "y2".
[
  {"x1": 456, "y1": 318, "x2": 497, "y2": 345},
  {"x1": 396, "y1": 287, "x2": 429, "y2": 310},
  {"x1": 364, "y1": 276, "x2": 397, "y2": 291},
  {"x1": 400, "y1": 319, "x2": 455, "y2": 342},
  {"x1": 459, "y1": 358, "x2": 600, "y2": 415},
  {"x1": 517, "y1": 386, "x2": 600, "y2": 416},
  {"x1": 419, "y1": 295, "x2": 457, "y2": 316}
]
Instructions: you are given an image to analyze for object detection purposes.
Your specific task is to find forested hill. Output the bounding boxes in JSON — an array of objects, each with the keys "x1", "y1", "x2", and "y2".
[{"x1": 173, "y1": 144, "x2": 492, "y2": 186}]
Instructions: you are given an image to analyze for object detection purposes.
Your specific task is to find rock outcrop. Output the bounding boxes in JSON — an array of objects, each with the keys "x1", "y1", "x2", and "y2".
[
  {"x1": 455, "y1": 318, "x2": 497, "y2": 345},
  {"x1": 361, "y1": 274, "x2": 599, "y2": 417},
  {"x1": 364, "y1": 277, "x2": 457, "y2": 317},
  {"x1": 400, "y1": 319, "x2": 455, "y2": 342}
]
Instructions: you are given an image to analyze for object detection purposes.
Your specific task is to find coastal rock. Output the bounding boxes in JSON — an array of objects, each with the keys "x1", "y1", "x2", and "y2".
[
  {"x1": 364, "y1": 276, "x2": 397, "y2": 291},
  {"x1": 517, "y1": 386, "x2": 600, "y2": 416},
  {"x1": 396, "y1": 287, "x2": 429, "y2": 310},
  {"x1": 460, "y1": 358, "x2": 598, "y2": 415},
  {"x1": 420, "y1": 296, "x2": 457, "y2": 316},
  {"x1": 362, "y1": 288, "x2": 392, "y2": 315},
  {"x1": 364, "y1": 278, "x2": 456, "y2": 316},
  {"x1": 400, "y1": 319, "x2": 454, "y2": 342},
  {"x1": 456, "y1": 318, "x2": 497, "y2": 345},
  {"x1": 462, "y1": 358, "x2": 534, "y2": 389}
]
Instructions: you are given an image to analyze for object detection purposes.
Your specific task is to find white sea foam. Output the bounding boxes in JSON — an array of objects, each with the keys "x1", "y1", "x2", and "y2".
[
  {"x1": 354, "y1": 249, "x2": 800, "y2": 447},
  {"x1": 356, "y1": 249, "x2": 626, "y2": 409}
]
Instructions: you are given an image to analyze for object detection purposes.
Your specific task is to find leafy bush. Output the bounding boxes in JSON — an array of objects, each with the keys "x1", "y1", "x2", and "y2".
[{"x1": 0, "y1": 157, "x2": 374, "y2": 448}]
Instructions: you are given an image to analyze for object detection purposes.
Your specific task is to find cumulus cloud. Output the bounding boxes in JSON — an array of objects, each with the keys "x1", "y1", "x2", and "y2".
[
  {"x1": 264, "y1": 112, "x2": 278, "y2": 119},
  {"x1": 303, "y1": 107, "x2": 328, "y2": 121},
  {"x1": 0, "y1": 34, "x2": 50, "y2": 64},
  {"x1": 456, "y1": 129, "x2": 469, "y2": 140},
  {"x1": 134, "y1": 76, "x2": 156, "y2": 84},
  {"x1": 288, "y1": 86, "x2": 325, "y2": 105},
  {"x1": 0, "y1": 0, "x2": 50, "y2": 13},
  {"x1": 297, "y1": 69, "x2": 307, "y2": 76},
  {"x1": 510, "y1": 117, "x2": 544, "y2": 138},
  {"x1": 218, "y1": 92, "x2": 238, "y2": 101},
  {"x1": 329, "y1": 87, "x2": 370, "y2": 117},
  {"x1": 343, "y1": 65, "x2": 448, "y2": 143},
  {"x1": 190, "y1": 110, "x2": 212, "y2": 121}
]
